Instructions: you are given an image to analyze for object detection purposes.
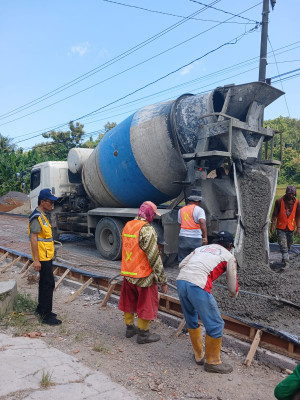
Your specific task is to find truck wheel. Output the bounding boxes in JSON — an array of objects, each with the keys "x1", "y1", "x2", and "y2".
[{"x1": 95, "y1": 218, "x2": 125, "y2": 260}]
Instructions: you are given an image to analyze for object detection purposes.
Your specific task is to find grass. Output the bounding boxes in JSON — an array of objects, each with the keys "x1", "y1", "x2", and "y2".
[
  {"x1": 92, "y1": 341, "x2": 109, "y2": 353},
  {"x1": 41, "y1": 370, "x2": 54, "y2": 388},
  {"x1": 14, "y1": 293, "x2": 37, "y2": 314}
]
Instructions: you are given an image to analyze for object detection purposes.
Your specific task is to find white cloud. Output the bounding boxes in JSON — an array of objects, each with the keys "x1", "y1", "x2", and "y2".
[
  {"x1": 69, "y1": 42, "x2": 91, "y2": 57},
  {"x1": 180, "y1": 64, "x2": 195, "y2": 76}
]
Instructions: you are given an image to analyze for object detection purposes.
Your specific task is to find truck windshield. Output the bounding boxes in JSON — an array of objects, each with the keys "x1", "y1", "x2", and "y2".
[{"x1": 30, "y1": 169, "x2": 41, "y2": 190}]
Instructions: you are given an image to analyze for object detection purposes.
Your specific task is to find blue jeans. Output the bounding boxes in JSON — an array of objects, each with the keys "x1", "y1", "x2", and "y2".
[
  {"x1": 178, "y1": 236, "x2": 202, "y2": 263},
  {"x1": 177, "y1": 280, "x2": 224, "y2": 338}
]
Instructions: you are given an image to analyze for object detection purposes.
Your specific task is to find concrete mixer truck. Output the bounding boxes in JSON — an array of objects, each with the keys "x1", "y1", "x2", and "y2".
[{"x1": 29, "y1": 81, "x2": 283, "y2": 269}]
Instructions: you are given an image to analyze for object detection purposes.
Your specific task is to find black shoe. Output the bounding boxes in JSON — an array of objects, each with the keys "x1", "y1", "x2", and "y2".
[
  {"x1": 35, "y1": 311, "x2": 57, "y2": 318},
  {"x1": 42, "y1": 316, "x2": 62, "y2": 326},
  {"x1": 137, "y1": 329, "x2": 161, "y2": 344},
  {"x1": 126, "y1": 324, "x2": 139, "y2": 338}
]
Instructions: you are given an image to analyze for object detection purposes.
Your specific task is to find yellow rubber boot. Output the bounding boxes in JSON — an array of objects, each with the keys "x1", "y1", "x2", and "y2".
[
  {"x1": 188, "y1": 326, "x2": 205, "y2": 365},
  {"x1": 204, "y1": 335, "x2": 233, "y2": 374},
  {"x1": 124, "y1": 313, "x2": 138, "y2": 338},
  {"x1": 137, "y1": 318, "x2": 160, "y2": 344}
]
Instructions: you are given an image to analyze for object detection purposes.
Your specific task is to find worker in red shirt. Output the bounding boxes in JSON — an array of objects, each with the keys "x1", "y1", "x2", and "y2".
[{"x1": 271, "y1": 185, "x2": 300, "y2": 268}]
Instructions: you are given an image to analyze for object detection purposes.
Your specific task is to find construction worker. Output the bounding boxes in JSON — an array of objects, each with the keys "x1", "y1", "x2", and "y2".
[
  {"x1": 274, "y1": 364, "x2": 300, "y2": 400},
  {"x1": 271, "y1": 185, "x2": 300, "y2": 268},
  {"x1": 118, "y1": 201, "x2": 168, "y2": 344},
  {"x1": 28, "y1": 188, "x2": 61, "y2": 326},
  {"x1": 178, "y1": 194, "x2": 208, "y2": 263},
  {"x1": 176, "y1": 231, "x2": 239, "y2": 374}
]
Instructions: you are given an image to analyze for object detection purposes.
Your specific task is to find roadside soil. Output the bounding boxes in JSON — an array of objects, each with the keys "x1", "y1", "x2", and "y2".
[{"x1": 0, "y1": 265, "x2": 290, "y2": 400}]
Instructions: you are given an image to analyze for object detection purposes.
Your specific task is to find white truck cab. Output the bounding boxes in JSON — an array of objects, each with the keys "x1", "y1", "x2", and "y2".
[{"x1": 30, "y1": 161, "x2": 78, "y2": 211}]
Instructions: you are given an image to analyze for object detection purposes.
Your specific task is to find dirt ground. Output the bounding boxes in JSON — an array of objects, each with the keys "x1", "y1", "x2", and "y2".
[{"x1": 0, "y1": 265, "x2": 291, "y2": 400}]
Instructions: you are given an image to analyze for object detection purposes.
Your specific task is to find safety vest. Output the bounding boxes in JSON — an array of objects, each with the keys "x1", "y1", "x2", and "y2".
[
  {"x1": 180, "y1": 204, "x2": 200, "y2": 230},
  {"x1": 121, "y1": 220, "x2": 152, "y2": 278},
  {"x1": 276, "y1": 198, "x2": 299, "y2": 231},
  {"x1": 28, "y1": 209, "x2": 54, "y2": 261}
]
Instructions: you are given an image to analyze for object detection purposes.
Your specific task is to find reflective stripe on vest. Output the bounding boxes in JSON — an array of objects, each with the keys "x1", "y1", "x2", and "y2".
[
  {"x1": 180, "y1": 204, "x2": 200, "y2": 230},
  {"x1": 276, "y1": 198, "x2": 298, "y2": 231},
  {"x1": 121, "y1": 220, "x2": 152, "y2": 278},
  {"x1": 28, "y1": 210, "x2": 54, "y2": 261}
]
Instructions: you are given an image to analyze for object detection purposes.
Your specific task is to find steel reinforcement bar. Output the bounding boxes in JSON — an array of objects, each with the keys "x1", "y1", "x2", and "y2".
[{"x1": 0, "y1": 246, "x2": 299, "y2": 361}]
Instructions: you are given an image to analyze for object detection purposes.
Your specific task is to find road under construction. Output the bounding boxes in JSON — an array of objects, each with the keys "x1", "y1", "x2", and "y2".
[{"x1": 0, "y1": 212, "x2": 299, "y2": 366}]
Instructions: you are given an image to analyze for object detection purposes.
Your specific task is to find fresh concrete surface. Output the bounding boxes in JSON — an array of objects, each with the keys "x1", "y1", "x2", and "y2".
[
  {"x1": 0, "y1": 279, "x2": 17, "y2": 316},
  {"x1": 0, "y1": 333, "x2": 140, "y2": 400}
]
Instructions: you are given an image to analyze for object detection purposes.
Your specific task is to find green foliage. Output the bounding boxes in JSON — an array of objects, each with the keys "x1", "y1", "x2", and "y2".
[
  {"x1": 33, "y1": 121, "x2": 85, "y2": 160},
  {"x1": 264, "y1": 116, "x2": 300, "y2": 184},
  {"x1": 82, "y1": 121, "x2": 117, "y2": 148},
  {"x1": 0, "y1": 147, "x2": 41, "y2": 195},
  {"x1": 14, "y1": 293, "x2": 37, "y2": 313}
]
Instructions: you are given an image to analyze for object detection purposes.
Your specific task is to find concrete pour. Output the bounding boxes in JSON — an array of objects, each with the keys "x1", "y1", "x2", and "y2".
[
  {"x1": 0, "y1": 333, "x2": 139, "y2": 400},
  {"x1": 214, "y1": 164, "x2": 300, "y2": 339}
]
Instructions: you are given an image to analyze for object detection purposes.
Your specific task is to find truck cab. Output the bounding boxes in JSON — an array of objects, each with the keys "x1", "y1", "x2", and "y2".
[{"x1": 30, "y1": 161, "x2": 78, "y2": 211}]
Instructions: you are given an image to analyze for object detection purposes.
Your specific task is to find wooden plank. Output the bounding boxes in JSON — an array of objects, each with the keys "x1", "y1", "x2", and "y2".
[
  {"x1": 245, "y1": 329, "x2": 262, "y2": 367},
  {"x1": 66, "y1": 277, "x2": 94, "y2": 304},
  {"x1": 174, "y1": 318, "x2": 186, "y2": 337},
  {"x1": 21, "y1": 262, "x2": 34, "y2": 278},
  {"x1": 1, "y1": 256, "x2": 21, "y2": 273},
  {"x1": 53, "y1": 267, "x2": 59, "y2": 276},
  {"x1": 55, "y1": 268, "x2": 70, "y2": 290},
  {"x1": 19, "y1": 259, "x2": 30, "y2": 274},
  {"x1": 288, "y1": 342, "x2": 294, "y2": 354},
  {"x1": 0, "y1": 251, "x2": 9, "y2": 263},
  {"x1": 100, "y1": 283, "x2": 117, "y2": 307}
]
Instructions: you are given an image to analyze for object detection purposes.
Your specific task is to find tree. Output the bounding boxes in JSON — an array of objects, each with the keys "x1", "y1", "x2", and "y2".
[
  {"x1": 34, "y1": 121, "x2": 85, "y2": 160},
  {"x1": 264, "y1": 116, "x2": 300, "y2": 185},
  {"x1": 82, "y1": 122, "x2": 117, "y2": 148},
  {"x1": 0, "y1": 133, "x2": 15, "y2": 153}
]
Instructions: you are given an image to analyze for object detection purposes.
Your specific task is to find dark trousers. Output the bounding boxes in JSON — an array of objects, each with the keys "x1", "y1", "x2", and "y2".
[
  {"x1": 36, "y1": 260, "x2": 55, "y2": 318},
  {"x1": 178, "y1": 236, "x2": 202, "y2": 263},
  {"x1": 277, "y1": 229, "x2": 294, "y2": 261}
]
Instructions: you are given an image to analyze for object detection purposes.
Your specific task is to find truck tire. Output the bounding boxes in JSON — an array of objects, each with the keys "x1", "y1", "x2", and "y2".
[{"x1": 95, "y1": 218, "x2": 125, "y2": 261}]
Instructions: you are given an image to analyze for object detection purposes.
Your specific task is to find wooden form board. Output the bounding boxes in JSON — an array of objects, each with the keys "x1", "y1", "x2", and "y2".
[{"x1": 245, "y1": 329, "x2": 262, "y2": 367}]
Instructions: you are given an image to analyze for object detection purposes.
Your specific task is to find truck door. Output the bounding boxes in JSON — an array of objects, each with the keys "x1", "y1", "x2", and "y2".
[{"x1": 30, "y1": 168, "x2": 41, "y2": 210}]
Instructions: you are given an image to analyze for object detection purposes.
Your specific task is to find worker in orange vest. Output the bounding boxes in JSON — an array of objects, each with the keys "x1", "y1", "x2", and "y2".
[
  {"x1": 178, "y1": 194, "x2": 208, "y2": 263},
  {"x1": 118, "y1": 201, "x2": 168, "y2": 344},
  {"x1": 271, "y1": 185, "x2": 300, "y2": 268}
]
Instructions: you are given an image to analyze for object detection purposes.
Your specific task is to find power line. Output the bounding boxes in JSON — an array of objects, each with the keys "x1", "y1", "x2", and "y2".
[
  {"x1": 0, "y1": 0, "x2": 220, "y2": 121},
  {"x1": 102, "y1": 0, "x2": 252, "y2": 24},
  {"x1": 272, "y1": 72, "x2": 300, "y2": 84},
  {"x1": 267, "y1": 36, "x2": 290, "y2": 116},
  {"x1": 0, "y1": 2, "x2": 261, "y2": 127},
  {"x1": 13, "y1": 25, "x2": 259, "y2": 146},
  {"x1": 189, "y1": 0, "x2": 259, "y2": 23},
  {"x1": 12, "y1": 40, "x2": 300, "y2": 143}
]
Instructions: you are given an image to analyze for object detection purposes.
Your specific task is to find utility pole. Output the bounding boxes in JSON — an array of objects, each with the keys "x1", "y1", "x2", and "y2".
[{"x1": 258, "y1": 0, "x2": 270, "y2": 82}]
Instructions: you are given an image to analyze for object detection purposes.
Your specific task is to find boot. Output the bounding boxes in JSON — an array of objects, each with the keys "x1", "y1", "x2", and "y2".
[
  {"x1": 188, "y1": 326, "x2": 205, "y2": 365},
  {"x1": 137, "y1": 329, "x2": 161, "y2": 344},
  {"x1": 126, "y1": 325, "x2": 139, "y2": 338},
  {"x1": 204, "y1": 335, "x2": 233, "y2": 374}
]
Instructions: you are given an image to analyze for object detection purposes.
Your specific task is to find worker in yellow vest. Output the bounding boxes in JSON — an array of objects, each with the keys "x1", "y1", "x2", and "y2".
[
  {"x1": 119, "y1": 201, "x2": 168, "y2": 344},
  {"x1": 28, "y1": 188, "x2": 61, "y2": 326},
  {"x1": 271, "y1": 185, "x2": 300, "y2": 269},
  {"x1": 178, "y1": 194, "x2": 208, "y2": 263}
]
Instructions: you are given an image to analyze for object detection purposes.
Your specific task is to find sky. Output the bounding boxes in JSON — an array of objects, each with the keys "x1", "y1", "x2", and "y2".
[{"x1": 0, "y1": 0, "x2": 299, "y2": 150}]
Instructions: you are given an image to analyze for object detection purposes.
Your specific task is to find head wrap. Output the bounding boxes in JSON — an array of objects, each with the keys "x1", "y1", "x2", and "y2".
[
  {"x1": 137, "y1": 203, "x2": 155, "y2": 223},
  {"x1": 286, "y1": 185, "x2": 297, "y2": 196}
]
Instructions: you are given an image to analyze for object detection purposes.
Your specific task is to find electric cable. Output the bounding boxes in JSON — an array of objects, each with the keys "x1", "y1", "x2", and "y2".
[
  {"x1": 12, "y1": 40, "x2": 300, "y2": 144},
  {"x1": 0, "y1": 3, "x2": 261, "y2": 128},
  {"x1": 0, "y1": 0, "x2": 220, "y2": 121},
  {"x1": 102, "y1": 0, "x2": 252, "y2": 24},
  {"x1": 267, "y1": 36, "x2": 290, "y2": 116},
  {"x1": 12, "y1": 23, "x2": 259, "y2": 146},
  {"x1": 189, "y1": 0, "x2": 259, "y2": 23}
]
